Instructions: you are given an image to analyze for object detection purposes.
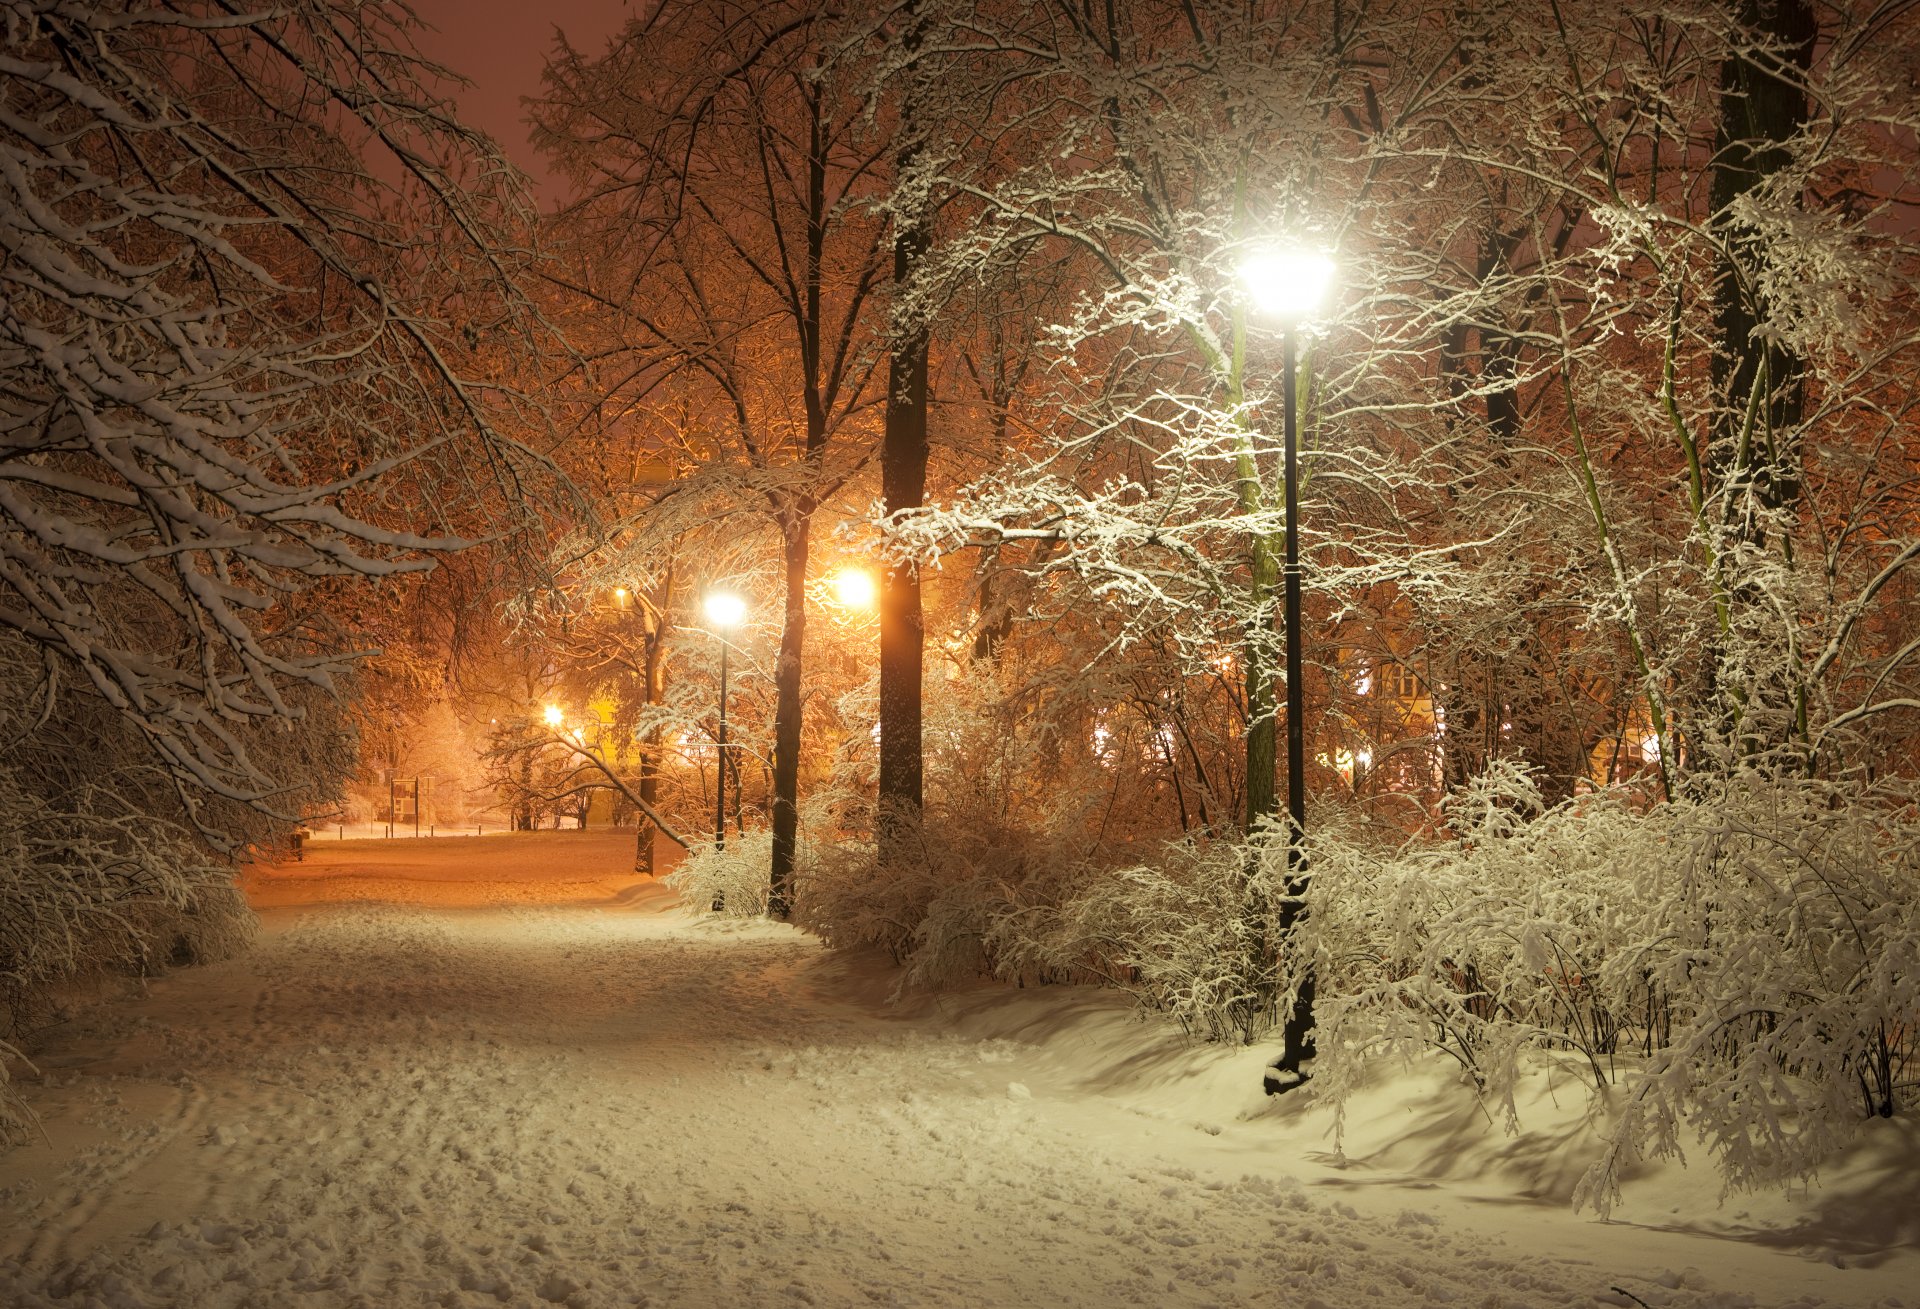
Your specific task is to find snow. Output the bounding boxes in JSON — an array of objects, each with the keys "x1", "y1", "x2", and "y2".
[{"x1": 2, "y1": 833, "x2": 1914, "y2": 1309}]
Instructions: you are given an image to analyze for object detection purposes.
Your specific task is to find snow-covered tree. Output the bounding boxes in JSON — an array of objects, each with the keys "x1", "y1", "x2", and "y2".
[
  {"x1": 2, "y1": 0, "x2": 555, "y2": 830},
  {"x1": 1, "y1": 0, "x2": 559, "y2": 1134},
  {"x1": 534, "y1": 0, "x2": 893, "y2": 916}
]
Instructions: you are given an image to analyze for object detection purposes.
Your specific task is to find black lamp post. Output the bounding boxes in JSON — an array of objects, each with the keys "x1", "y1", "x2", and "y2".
[
  {"x1": 1240, "y1": 246, "x2": 1334, "y2": 1086},
  {"x1": 1280, "y1": 328, "x2": 1306, "y2": 873},
  {"x1": 704, "y1": 591, "x2": 747, "y2": 853}
]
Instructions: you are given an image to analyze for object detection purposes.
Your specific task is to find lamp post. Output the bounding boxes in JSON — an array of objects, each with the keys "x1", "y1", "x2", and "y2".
[
  {"x1": 704, "y1": 591, "x2": 747, "y2": 853},
  {"x1": 1240, "y1": 246, "x2": 1335, "y2": 1087}
]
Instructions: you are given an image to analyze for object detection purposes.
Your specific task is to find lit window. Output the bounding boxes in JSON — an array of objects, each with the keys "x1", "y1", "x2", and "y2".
[{"x1": 1376, "y1": 662, "x2": 1421, "y2": 700}]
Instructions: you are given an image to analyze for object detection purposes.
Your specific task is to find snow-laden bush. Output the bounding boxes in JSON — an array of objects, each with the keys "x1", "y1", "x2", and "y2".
[
  {"x1": 1296, "y1": 763, "x2": 1920, "y2": 1213},
  {"x1": 981, "y1": 826, "x2": 1298, "y2": 1044},
  {"x1": 793, "y1": 800, "x2": 1302, "y2": 1039},
  {"x1": 799, "y1": 811, "x2": 1096, "y2": 992},
  {"x1": 0, "y1": 763, "x2": 256, "y2": 1145},
  {"x1": 793, "y1": 654, "x2": 1154, "y2": 993},
  {"x1": 665, "y1": 831, "x2": 783, "y2": 919}
]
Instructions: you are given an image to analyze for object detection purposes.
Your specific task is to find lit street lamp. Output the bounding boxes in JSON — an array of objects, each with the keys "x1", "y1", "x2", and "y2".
[
  {"x1": 829, "y1": 565, "x2": 877, "y2": 611},
  {"x1": 1240, "y1": 245, "x2": 1334, "y2": 1088},
  {"x1": 1240, "y1": 247, "x2": 1332, "y2": 868},
  {"x1": 704, "y1": 591, "x2": 747, "y2": 856}
]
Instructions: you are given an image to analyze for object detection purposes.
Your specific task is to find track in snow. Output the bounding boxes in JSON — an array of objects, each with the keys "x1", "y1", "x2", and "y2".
[{"x1": 0, "y1": 874, "x2": 1903, "y2": 1308}]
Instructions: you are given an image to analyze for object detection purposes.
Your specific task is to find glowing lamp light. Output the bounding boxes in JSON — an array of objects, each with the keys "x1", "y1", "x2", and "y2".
[
  {"x1": 704, "y1": 590, "x2": 747, "y2": 628},
  {"x1": 1239, "y1": 248, "x2": 1336, "y2": 320},
  {"x1": 613, "y1": 587, "x2": 629, "y2": 603},
  {"x1": 543, "y1": 705, "x2": 564, "y2": 727},
  {"x1": 831, "y1": 567, "x2": 877, "y2": 609}
]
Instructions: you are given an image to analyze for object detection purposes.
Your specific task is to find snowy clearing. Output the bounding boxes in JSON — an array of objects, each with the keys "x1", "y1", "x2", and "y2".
[{"x1": 1, "y1": 833, "x2": 1914, "y2": 1309}]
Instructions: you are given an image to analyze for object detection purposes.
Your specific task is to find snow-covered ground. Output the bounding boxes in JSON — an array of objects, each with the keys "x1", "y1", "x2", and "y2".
[{"x1": 2, "y1": 833, "x2": 1913, "y2": 1308}]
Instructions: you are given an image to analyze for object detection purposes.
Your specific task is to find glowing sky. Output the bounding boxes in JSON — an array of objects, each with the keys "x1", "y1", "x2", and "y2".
[{"x1": 408, "y1": 0, "x2": 635, "y2": 205}]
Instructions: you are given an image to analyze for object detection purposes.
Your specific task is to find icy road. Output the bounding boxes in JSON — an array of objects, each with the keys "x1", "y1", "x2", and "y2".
[{"x1": 1, "y1": 833, "x2": 1911, "y2": 1308}]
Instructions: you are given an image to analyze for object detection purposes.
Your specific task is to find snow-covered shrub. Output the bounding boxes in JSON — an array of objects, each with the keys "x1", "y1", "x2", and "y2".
[
  {"x1": 1297, "y1": 764, "x2": 1920, "y2": 1212},
  {"x1": 797, "y1": 801, "x2": 1307, "y2": 1042},
  {"x1": 1297, "y1": 763, "x2": 1647, "y2": 1123},
  {"x1": 0, "y1": 763, "x2": 257, "y2": 1145},
  {"x1": 1573, "y1": 776, "x2": 1920, "y2": 1212},
  {"x1": 665, "y1": 831, "x2": 781, "y2": 919},
  {"x1": 796, "y1": 654, "x2": 1139, "y2": 990},
  {"x1": 799, "y1": 810, "x2": 1093, "y2": 992},
  {"x1": 983, "y1": 825, "x2": 1297, "y2": 1044}
]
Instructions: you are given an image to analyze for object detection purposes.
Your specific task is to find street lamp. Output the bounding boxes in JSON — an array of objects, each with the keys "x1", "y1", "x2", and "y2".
[
  {"x1": 1240, "y1": 247, "x2": 1333, "y2": 863},
  {"x1": 1240, "y1": 245, "x2": 1334, "y2": 1089},
  {"x1": 704, "y1": 591, "x2": 747, "y2": 854},
  {"x1": 829, "y1": 566, "x2": 877, "y2": 611}
]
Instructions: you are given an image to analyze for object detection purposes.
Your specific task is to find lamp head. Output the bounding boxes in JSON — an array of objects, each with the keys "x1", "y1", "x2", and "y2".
[
  {"x1": 1239, "y1": 247, "x2": 1336, "y2": 321},
  {"x1": 704, "y1": 590, "x2": 747, "y2": 628},
  {"x1": 830, "y1": 567, "x2": 877, "y2": 610},
  {"x1": 543, "y1": 704, "x2": 564, "y2": 727}
]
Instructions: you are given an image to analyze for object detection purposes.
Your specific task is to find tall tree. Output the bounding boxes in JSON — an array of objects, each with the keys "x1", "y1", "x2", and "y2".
[
  {"x1": 536, "y1": 0, "x2": 892, "y2": 914},
  {"x1": 876, "y1": 6, "x2": 932, "y2": 859},
  {"x1": 1703, "y1": 0, "x2": 1817, "y2": 760},
  {"x1": 868, "y1": 0, "x2": 1506, "y2": 1049},
  {"x1": 0, "y1": 0, "x2": 556, "y2": 1135},
  {"x1": 0, "y1": 0, "x2": 554, "y2": 836}
]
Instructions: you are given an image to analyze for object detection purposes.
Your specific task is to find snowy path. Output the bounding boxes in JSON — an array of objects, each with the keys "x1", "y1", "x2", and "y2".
[{"x1": 2, "y1": 869, "x2": 1913, "y2": 1308}]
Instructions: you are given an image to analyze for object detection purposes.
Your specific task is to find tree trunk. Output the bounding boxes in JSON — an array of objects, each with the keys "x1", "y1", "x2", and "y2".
[
  {"x1": 878, "y1": 31, "x2": 930, "y2": 863},
  {"x1": 1704, "y1": 0, "x2": 1815, "y2": 761},
  {"x1": 879, "y1": 214, "x2": 930, "y2": 860},
  {"x1": 770, "y1": 517, "x2": 809, "y2": 917},
  {"x1": 1710, "y1": 0, "x2": 1813, "y2": 473}
]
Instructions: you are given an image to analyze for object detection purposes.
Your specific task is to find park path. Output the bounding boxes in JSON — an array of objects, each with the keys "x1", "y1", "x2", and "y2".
[{"x1": 0, "y1": 837, "x2": 1908, "y2": 1308}]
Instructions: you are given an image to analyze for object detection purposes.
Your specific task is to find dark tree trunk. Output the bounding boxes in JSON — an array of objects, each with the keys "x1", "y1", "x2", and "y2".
[
  {"x1": 767, "y1": 77, "x2": 837, "y2": 916},
  {"x1": 1710, "y1": 0, "x2": 1814, "y2": 477},
  {"x1": 770, "y1": 517, "x2": 809, "y2": 917},
  {"x1": 1704, "y1": 0, "x2": 1816, "y2": 759},
  {"x1": 878, "y1": 5, "x2": 931, "y2": 861},
  {"x1": 879, "y1": 212, "x2": 929, "y2": 859}
]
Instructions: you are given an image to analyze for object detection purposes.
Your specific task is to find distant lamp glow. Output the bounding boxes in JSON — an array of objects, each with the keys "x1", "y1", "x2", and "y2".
[
  {"x1": 830, "y1": 567, "x2": 877, "y2": 610},
  {"x1": 704, "y1": 590, "x2": 747, "y2": 628},
  {"x1": 543, "y1": 704, "x2": 564, "y2": 727},
  {"x1": 613, "y1": 586, "x2": 629, "y2": 603},
  {"x1": 1240, "y1": 247, "x2": 1336, "y2": 321}
]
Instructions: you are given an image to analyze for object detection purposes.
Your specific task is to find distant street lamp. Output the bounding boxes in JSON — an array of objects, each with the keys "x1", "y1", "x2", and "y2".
[
  {"x1": 1240, "y1": 245, "x2": 1335, "y2": 1088},
  {"x1": 704, "y1": 591, "x2": 747, "y2": 855}
]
